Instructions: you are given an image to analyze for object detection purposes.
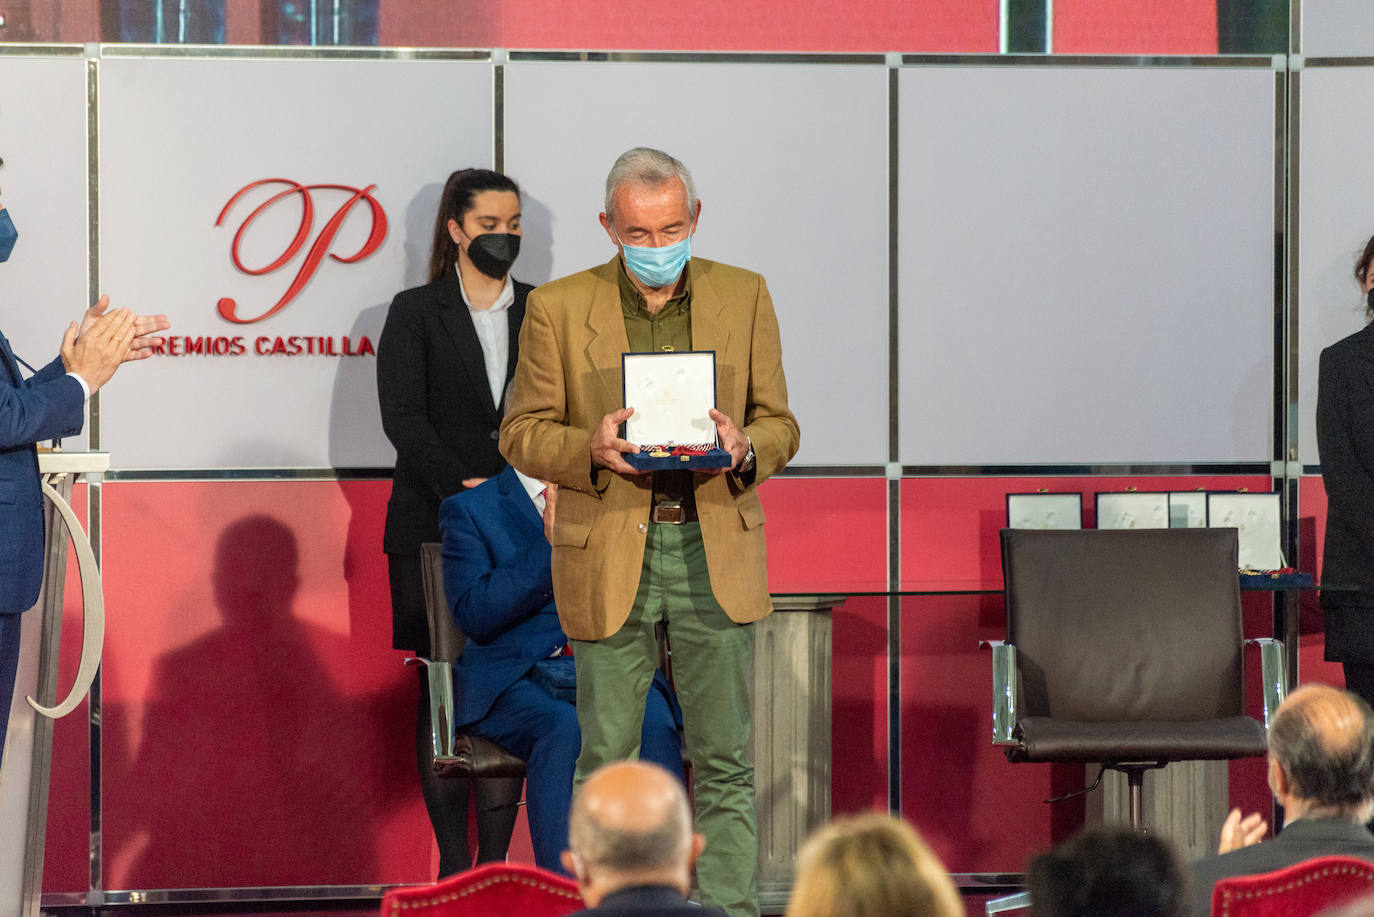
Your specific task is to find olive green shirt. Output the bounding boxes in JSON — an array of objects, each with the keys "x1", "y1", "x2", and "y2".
[
  {"x1": 618, "y1": 261, "x2": 695, "y2": 504},
  {"x1": 618, "y1": 259, "x2": 693, "y2": 354}
]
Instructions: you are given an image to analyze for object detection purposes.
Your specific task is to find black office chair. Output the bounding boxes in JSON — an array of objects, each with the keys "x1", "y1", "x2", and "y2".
[
  {"x1": 987, "y1": 527, "x2": 1286, "y2": 828},
  {"x1": 405, "y1": 543, "x2": 525, "y2": 864}
]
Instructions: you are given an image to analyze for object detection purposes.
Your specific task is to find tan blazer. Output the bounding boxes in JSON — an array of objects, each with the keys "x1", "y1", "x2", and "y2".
[{"x1": 499, "y1": 256, "x2": 800, "y2": 641}]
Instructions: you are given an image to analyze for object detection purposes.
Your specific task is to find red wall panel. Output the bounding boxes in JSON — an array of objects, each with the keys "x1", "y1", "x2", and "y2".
[
  {"x1": 1054, "y1": 0, "x2": 1218, "y2": 54},
  {"x1": 900, "y1": 474, "x2": 1275, "y2": 588},
  {"x1": 1297, "y1": 476, "x2": 1347, "y2": 689},
  {"x1": 84, "y1": 480, "x2": 429, "y2": 889},
  {"x1": 44, "y1": 476, "x2": 894, "y2": 892},
  {"x1": 42, "y1": 471, "x2": 1331, "y2": 893},
  {"x1": 759, "y1": 477, "x2": 887, "y2": 591},
  {"x1": 379, "y1": 0, "x2": 1000, "y2": 53}
]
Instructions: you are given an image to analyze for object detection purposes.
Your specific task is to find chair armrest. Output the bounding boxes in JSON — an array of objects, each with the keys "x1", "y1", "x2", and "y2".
[
  {"x1": 981, "y1": 640, "x2": 1018, "y2": 745},
  {"x1": 416, "y1": 658, "x2": 458, "y2": 759},
  {"x1": 1246, "y1": 637, "x2": 1286, "y2": 729},
  {"x1": 985, "y1": 891, "x2": 1031, "y2": 914}
]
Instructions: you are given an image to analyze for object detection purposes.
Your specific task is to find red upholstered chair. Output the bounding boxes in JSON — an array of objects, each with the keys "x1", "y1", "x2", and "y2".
[
  {"x1": 380, "y1": 861, "x2": 584, "y2": 917},
  {"x1": 1211, "y1": 855, "x2": 1374, "y2": 917}
]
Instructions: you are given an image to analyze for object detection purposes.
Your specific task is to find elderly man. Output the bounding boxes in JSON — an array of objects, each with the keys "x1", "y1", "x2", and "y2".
[
  {"x1": 562, "y1": 760, "x2": 726, "y2": 917},
  {"x1": 500, "y1": 147, "x2": 799, "y2": 917},
  {"x1": 1189, "y1": 683, "x2": 1374, "y2": 915}
]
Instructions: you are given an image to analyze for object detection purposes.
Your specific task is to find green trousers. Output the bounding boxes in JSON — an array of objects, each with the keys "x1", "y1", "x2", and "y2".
[{"x1": 572, "y1": 521, "x2": 758, "y2": 917}]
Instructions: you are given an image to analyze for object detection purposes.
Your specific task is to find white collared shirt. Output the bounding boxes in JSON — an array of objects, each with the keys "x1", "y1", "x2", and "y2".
[
  {"x1": 513, "y1": 467, "x2": 547, "y2": 515},
  {"x1": 455, "y1": 265, "x2": 515, "y2": 412}
]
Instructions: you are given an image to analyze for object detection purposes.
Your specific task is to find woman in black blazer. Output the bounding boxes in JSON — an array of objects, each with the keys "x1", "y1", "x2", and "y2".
[
  {"x1": 377, "y1": 168, "x2": 532, "y2": 876},
  {"x1": 1316, "y1": 233, "x2": 1374, "y2": 708}
]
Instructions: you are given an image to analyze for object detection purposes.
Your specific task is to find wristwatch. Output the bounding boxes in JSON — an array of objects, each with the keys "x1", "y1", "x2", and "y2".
[{"x1": 740, "y1": 438, "x2": 756, "y2": 473}]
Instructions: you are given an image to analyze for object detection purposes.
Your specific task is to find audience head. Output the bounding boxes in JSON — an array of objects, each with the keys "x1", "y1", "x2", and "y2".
[
  {"x1": 561, "y1": 760, "x2": 702, "y2": 907},
  {"x1": 1267, "y1": 683, "x2": 1374, "y2": 821},
  {"x1": 1026, "y1": 826, "x2": 1189, "y2": 917},
  {"x1": 785, "y1": 812, "x2": 962, "y2": 917}
]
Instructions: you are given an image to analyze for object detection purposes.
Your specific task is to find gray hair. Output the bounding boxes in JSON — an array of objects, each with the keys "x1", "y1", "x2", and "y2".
[
  {"x1": 1268, "y1": 684, "x2": 1374, "y2": 817},
  {"x1": 569, "y1": 774, "x2": 691, "y2": 872},
  {"x1": 603, "y1": 147, "x2": 697, "y2": 229}
]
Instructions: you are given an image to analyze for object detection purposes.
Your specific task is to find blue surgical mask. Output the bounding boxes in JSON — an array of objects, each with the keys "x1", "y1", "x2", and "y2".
[
  {"x1": 617, "y1": 233, "x2": 691, "y2": 288},
  {"x1": 0, "y1": 210, "x2": 17, "y2": 263}
]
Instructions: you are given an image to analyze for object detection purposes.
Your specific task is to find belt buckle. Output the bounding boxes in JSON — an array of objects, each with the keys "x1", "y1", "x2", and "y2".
[{"x1": 651, "y1": 501, "x2": 684, "y2": 525}]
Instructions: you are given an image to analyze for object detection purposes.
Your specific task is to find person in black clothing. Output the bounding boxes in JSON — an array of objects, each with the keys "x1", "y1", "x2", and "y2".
[
  {"x1": 1317, "y1": 234, "x2": 1374, "y2": 709},
  {"x1": 376, "y1": 168, "x2": 531, "y2": 876}
]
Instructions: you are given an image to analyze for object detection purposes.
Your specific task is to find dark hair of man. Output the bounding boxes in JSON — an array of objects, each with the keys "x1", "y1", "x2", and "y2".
[
  {"x1": 1268, "y1": 685, "x2": 1374, "y2": 814},
  {"x1": 1026, "y1": 827, "x2": 1189, "y2": 917},
  {"x1": 427, "y1": 168, "x2": 520, "y2": 284}
]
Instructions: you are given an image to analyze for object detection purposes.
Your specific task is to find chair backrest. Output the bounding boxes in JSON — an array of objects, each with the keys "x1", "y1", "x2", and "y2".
[
  {"x1": 379, "y1": 861, "x2": 583, "y2": 917},
  {"x1": 1211, "y1": 855, "x2": 1374, "y2": 917},
  {"x1": 1001, "y1": 527, "x2": 1243, "y2": 723},
  {"x1": 421, "y1": 542, "x2": 466, "y2": 663}
]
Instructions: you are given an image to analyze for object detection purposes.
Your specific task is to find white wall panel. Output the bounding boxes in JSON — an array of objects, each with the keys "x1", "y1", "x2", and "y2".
[
  {"x1": 97, "y1": 56, "x2": 492, "y2": 469},
  {"x1": 504, "y1": 61, "x2": 890, "y2": 467},
  {"x1": 1301, "y1": 0, "x2": 1374, "y2": 58},
  {"x1": 899, "y1": 64, "x2": 1276, "y2": 465},
  {"x1": 1297, "y1": 66, "x2": 1374, "y2": 465},
  {"x1": 0, "y1": 54, "x2": 92, "y2": 452}
]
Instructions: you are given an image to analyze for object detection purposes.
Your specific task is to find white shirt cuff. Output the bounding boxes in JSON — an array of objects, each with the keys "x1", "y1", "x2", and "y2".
[{"x1": 66, "y1": 372, "x2": 91, "y2": 402}]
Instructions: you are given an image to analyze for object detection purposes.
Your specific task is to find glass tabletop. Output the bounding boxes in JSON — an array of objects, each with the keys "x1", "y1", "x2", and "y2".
[{"x1": 770, "y1": 572, "x2": 1323, "y2": 598}]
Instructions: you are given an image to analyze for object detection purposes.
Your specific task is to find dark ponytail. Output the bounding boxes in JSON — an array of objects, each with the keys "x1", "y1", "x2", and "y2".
[{"x1": 428, "y1": 168, "x2": 521, "y2": 283}]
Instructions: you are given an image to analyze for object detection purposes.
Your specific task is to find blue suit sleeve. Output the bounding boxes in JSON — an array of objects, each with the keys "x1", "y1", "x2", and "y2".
[
  {"x1": 0, "y1": 356, "x2": 84, "y2": 450},
  {"x1": 439, "y1": 492, "x2": 555, "y2": 645}
]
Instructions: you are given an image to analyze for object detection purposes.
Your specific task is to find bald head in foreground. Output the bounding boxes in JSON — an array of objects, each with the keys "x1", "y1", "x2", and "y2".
[
  {"x1": 562, "y1": 761, "x2": 725, "y2": 916},
  {"x1": 1189, "y1": 683, "x2": 1374, "y2": 915}
]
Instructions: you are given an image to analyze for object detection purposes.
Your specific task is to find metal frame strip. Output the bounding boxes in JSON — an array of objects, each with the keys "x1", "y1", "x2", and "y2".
[
  {"x1": 97, "y1": 462, "x2": 1278, "y2": 482},
  {"x1": 84, "y1": 48, "x2": 106, "y2": 906},
  {"x1": 95, "y1": 44, "x2": 490, "y2": 61},
  {"x1": 902, "y1": 52, "x2": 1277, "y2": 67},
  {"x1": 886, "y1": 62, "x2": 903, "y2": 815}
]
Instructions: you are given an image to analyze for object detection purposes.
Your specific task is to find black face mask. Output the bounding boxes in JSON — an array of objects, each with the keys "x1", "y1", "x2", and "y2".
[{"x1": 466, "y1": 232, "x2": 520, "y2": 280}]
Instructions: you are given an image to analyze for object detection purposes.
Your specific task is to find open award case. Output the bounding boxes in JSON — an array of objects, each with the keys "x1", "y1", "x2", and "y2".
[
  {"x1": 1095, "y1": 491, "x2": 1169, "y2": 530},
  {"x1": 1005, "y1": 493, "x2": 1083, "y2": 530},
  {"x1": 621, "y1": 351, "x2": 734, "y2": 472},
  {"x1": 1167, "y1": 491, "x2": 1208, "y2": 528},
  {"x1": 1206, "y1": 491, "x2": 1284, "y2": 572}
]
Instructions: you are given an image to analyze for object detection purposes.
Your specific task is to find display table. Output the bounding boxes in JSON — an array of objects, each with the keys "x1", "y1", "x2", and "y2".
[{"x1": 751, "y1": 594, "x2": 843, "y2": 910}]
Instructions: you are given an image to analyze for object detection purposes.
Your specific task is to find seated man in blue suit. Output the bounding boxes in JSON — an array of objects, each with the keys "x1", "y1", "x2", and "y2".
[
  {"x1": 0, "y1": 158, "x2": 169, "y2": 758},
  {"x1": 439, "y1": 464, "x2": 683, "y2": 873}
]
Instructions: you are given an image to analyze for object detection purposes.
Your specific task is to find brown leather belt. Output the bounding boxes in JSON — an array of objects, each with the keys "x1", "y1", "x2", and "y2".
[
  {"x1": 651, "y1": 500, "x2": 698, "y2": 524},
  {"x1": 651, "y1": 471, "x2": 697, "y2": 524}
]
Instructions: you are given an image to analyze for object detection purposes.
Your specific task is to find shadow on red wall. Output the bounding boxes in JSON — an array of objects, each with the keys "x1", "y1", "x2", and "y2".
[{"x1": 99, "y1": 507, "x2": 415, "y2": 889}]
